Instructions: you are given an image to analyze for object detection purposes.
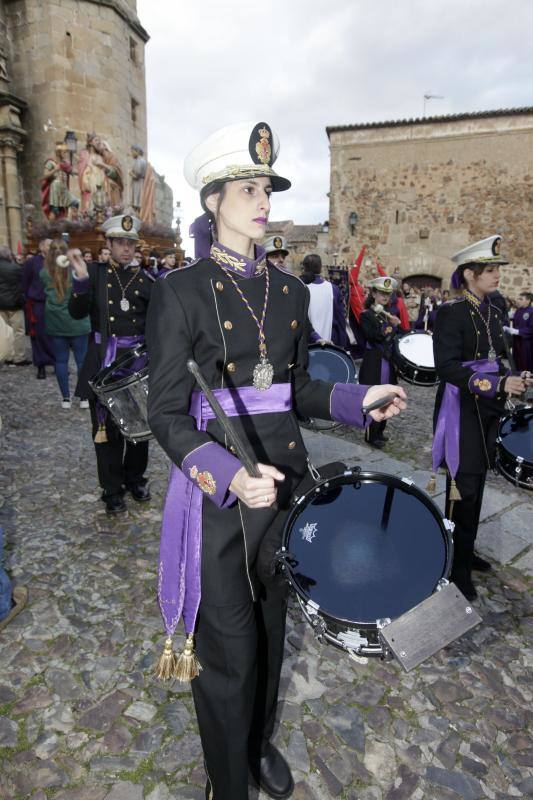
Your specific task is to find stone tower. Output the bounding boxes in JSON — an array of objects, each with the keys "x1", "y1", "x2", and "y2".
[{"x1": 0, "y1": 0, "x2": 173, "y2": 249}]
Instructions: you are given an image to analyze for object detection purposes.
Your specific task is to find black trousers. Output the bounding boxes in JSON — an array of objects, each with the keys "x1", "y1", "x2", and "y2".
[
  {"x1": 446, "y1": 470, "x2": 486, "y2": 582},
  {"x1": 191, "y1": 582, "x2": 288, "y2": 800},
  {"x1": 89, "y1": 401, "x2": 149, "y2": 498}
]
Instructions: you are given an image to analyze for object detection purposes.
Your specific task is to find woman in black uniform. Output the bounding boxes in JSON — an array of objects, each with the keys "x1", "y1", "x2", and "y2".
[
  {"x1": 432, "y1": 235, "x2": 531, "y2": 601},
  {"x1": 359, "y1": 276, "x2": 401, "y2": 448},
  {"x1": 146, "y1": 121, "x2": 406, "y2": 800}
]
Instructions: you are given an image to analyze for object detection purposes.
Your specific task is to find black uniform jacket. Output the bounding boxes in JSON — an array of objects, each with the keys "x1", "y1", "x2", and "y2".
[
  {"x1": 358, "y1": 307, "x2": 398, "y2": 385},
  {"x1": 68, "y1": 260, "x2": 153, "y2": 398},
  {"x1": 146, "y1": 258, "x2": 340, "y2": 606},
  {"x1": 433, "y1": 297, "x2": 508, "y2": 473}
]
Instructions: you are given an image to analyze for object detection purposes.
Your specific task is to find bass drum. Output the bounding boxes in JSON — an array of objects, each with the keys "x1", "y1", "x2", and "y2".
[
  {"x1": 280, "y1": 469, "x2": 453, "y2": 657},
  {"x1": 301, "y1": 344, "x2": 358, "y2": 431},
  {"x1": 496, "y1": 406, "x2": 533, "y2": 490},
  {"x1": 89, "y1": 344, "x2": 151, "y2": 443},
  {"x1": 393, "y1": 331, "x2": 438, "y2": 386}
]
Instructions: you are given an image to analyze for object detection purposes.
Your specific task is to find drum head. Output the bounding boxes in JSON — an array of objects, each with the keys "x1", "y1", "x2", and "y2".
[
  {"x1": 398, "y1": 332, "x2": 435, "y2": 368},
  {"x1": 284, "y1": 472, "x2": 450, "y2": 626},
  {"x1": 92, "y1": 345, "x2": 148, "y2": 393},
  {"x1": 498, "y1": 408, "x2": 533, "y2": 465},
  {"x1": 307, "y1": 344, "x2": 357, "y2": 384}
]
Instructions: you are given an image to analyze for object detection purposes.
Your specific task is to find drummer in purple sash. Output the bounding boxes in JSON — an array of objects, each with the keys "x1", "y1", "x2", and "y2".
[
  {"x1": 145, "y1": 120, "x2": 407, "y2": 800},
  {"x1": 68, "y1": 214, "x2": 154, "y2": 514},
  {"x1": 431, "y1": 235, "x2": 532, "y2": 601},
  {"x1": 359, "y1": 276, "x2": 401, "y2": 449}
]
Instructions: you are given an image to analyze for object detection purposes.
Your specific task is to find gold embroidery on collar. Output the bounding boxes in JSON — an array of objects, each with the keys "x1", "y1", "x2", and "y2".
[
  {"x1": 210, "y1": 245, "x2": 247, "y2": 273},
  {"x1": 464, "y1": 290, "x2": 482, "y2": 307}
]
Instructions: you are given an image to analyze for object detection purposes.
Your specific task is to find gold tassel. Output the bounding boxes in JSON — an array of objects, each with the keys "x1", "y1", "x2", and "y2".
[
  {"x1": 94, "y1": 424, "x2": 107, "y2": 444},
  {"x1": 174, "y1": 633, "x2": 202, "y2": 682},
  {"x1": 449, "y1": 478, "x2": 462, "y2": 502},
  {"x1": 154, "y1": 636, "x2": 178, "y2": 680},
  {"x1": 425, "y1": 472, "x2": 437, "y2": 493}
]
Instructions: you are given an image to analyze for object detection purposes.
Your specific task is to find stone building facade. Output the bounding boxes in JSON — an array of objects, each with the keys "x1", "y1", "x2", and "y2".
[
  {"x1": 266, "y1": 220, "x2": 329, "y2": 274},
  {"x1": 0, "y1": 0, "x2": 172, "y2": 249},
  {"x1": 327, "y1": 108, "x2": 533, "y2": 295}
]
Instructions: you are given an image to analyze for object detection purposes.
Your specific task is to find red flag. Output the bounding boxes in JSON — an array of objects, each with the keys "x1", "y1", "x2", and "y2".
[
  {"x1": 349, "y1": 246, "x2": 366, "y2": 321},
  {"x1": 17, "y1": 240, "x2": 22, "y2": 256},
  {"x1": 376, "y1": 260, "x2": 387, "y2": 278},
  {"x1": 396, "y1": 295, "x2": 410, "y2": 330}
]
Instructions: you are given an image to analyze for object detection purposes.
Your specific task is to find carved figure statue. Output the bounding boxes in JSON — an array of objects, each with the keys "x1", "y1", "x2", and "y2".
[
  {"x1": 78, "y1": 133, "x2": 124, "y2": 214},
  {"x1": 129, "y1": 145, "x2": 156, "y2": 225},
  {"x1": 41, "y1": 142, "x2": 80, "y2": 220}
]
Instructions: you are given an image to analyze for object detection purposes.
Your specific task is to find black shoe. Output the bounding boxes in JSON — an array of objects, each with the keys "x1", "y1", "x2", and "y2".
[
  {"x1": 453, "y1": 576, "x2": 478, "y2": 601},
  {"x1": 105, "y1": 495, "x2": 127, "y2": 515},
  {"x1": 15, "y1": 359, "x2": 31, "y2": 366},
  {"x1": 376, "y1": 433, "x2": 389, "y2": 442},
  {"x1": 369, "y1": 439, "x2": 385, "y2": 449},
  {"x1": 250, "y1": 743, "x2": 294, "y2": 799},
  {"x1": 127, "y1": 483, "x2": 151, "y2": 502},
  {"x1": 472, "y1": 553, "x2": 492, "y2": 573},
  {"x1": 36, "y1": 366, "x2": 46, "y2": 379}
]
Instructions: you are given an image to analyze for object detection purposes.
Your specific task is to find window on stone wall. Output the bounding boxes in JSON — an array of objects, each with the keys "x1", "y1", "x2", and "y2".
[
  {"x1": 65, "y1": 31, "x2": 73, "y2": 59},
  {"x1": 130, "y1": 37, "x2": 138, "y2": 65},
  {"x1": 131, "y1": 98, "x2": 139, "y2": 125}
]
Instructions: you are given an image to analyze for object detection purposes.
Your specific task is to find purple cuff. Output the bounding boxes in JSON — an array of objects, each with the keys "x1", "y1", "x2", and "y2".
[
  {"x1": 181, "y1": 441, "x2": 241, "y2": 508},
  {"x1": 72, "y1": 277, "x2": 90, "y2": 294},
  {"x1": 468, "y1": 372, "x2": 499, "y2": 398},
  {"x1": 330, "y1": 382, "x2": 371, "y2": 428}
]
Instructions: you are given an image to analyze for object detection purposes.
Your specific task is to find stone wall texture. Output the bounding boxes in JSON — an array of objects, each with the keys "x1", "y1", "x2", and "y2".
[
  {"x1": 0, "y1": 0, "x2": 173, "y2": 231},
  {"x1": 327, "y1": 110, "x2": 533, "y2": 296}
]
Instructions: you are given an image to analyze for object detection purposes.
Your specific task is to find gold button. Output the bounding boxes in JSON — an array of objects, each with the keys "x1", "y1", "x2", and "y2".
[
  {"x1": 283, "y1": 285, "x2": 289, "y2": 295},
  {"x1": 224, "y1": 320, "x2": 233, "y2": 330},
  {"x1": 107, "y1": 282, "x2": 112, "y2": 287},
  {"x1": 110, "y1": 316, "x2": 115, "y2": 321},
  {"x1": 135, "y1": 290, "x2": 139, "y2": 295},
  {"x1": 226, "y1": 362, "x2": 236, "y2": 373},
  {"x1": 288, "y1": 441, "x2": 296, "y2": 449},
  {"x1": 108, "y1": 299, "x2": 113, "y2": 305},
  {"x1": 132, "y1": 318, "x2": 136, "y2": 323},
  {"x1": 290, "y1": 320, "x2": 298, "y2": 330},
  {"x1": 139, "y1": 278, "x2": 143, "y2": 283},
  {"x1": 216, "y1": 281, "x2": 224, "y2": 291},
  {"x1": 108, "y1": 268, "x2": 112, "y2": 274},
  {"x1": 229, "y1": 445, "x2": 236, "y2": 454}
]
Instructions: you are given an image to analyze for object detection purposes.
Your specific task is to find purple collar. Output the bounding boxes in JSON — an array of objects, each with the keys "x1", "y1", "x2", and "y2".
[{"x1": 210, "y1": 241, "x2": 267, "y2": 279}]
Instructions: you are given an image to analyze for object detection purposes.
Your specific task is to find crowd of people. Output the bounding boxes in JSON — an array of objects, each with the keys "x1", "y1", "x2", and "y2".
[{"x1": 0, "y1": 119, "x2": 532, "y2": 799}]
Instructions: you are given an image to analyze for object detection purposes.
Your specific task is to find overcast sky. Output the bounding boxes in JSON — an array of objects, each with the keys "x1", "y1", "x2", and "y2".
[{"x1": 137, "y1": 0, "x2": 532, "y2": 256}]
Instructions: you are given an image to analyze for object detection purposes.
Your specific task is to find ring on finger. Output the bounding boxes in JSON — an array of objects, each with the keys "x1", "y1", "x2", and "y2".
[{"x1": 263, "y1": 495, "x2": 269, "y2": 503}]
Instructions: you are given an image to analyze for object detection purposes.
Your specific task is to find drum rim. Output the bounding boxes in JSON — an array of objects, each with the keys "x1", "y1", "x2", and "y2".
[
  {"x1": 89, "y1": 344, "x2": 148, "y2": 393},
  {"x1": 393, "y1": 331, "x2": 436, "y2": 373},
  {"x1": 282, "y1": 468, "x2": 453, "y2": 627},
  {"x1": 496, "y1": 406, "x2": 533, "y2": 471},
  {"x1": 307, "y1": 343, "x2": 357, "y2": 383}
]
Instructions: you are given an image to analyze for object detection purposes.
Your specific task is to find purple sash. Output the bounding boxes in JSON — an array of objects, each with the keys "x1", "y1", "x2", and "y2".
[
  {"x1": 93, "y1": 332, "x2": 145, "y2": 368},
  {"x1": 158, "y1": 383, "x2": 292, "y2": 639},
  {"x1": 432, "y1": 359, "x2": 499, "y2": 477}
]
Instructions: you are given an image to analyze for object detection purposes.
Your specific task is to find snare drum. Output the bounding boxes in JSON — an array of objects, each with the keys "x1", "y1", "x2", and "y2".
[
  {"x1": 496, "y1": 406, "x2": 533, "y2": 490},
  {"x1": 393, "y1": 331, "x2": 438, "y2": 386},
  {"x1": 89, "y1": 345, "x2": 151, "y2": 443},
  {"x1": 280, "y1": 469, "x2": 453, "y2": 657},
  {"x1": 301, "y1": 344, "x2": 358, "y2": 431}
]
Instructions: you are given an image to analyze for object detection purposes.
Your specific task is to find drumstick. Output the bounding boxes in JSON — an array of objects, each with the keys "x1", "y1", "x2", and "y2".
[
  {"x1": 186, "y1": 359, "x2": 261, "y2": 479},
  {"x1": 362, "y1": 392, "x2": 398, "y2": 414}
]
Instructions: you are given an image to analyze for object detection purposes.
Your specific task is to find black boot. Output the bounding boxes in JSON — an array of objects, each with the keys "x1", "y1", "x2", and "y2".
[
  {"x1": 127, "y1": 483, "x2": 151, "y2": 502},
  {"x1": 472, "y1": 553, "x2": 492, "y2": 572},
  {"x1": 250, "y1": 743, "x2": 294, "y2": 799},
  {"x1": 105, "y1": 495, "x2": 127, "y2": 515},
  {"x1": 37, "y1": 366, "x2": 46, "y2": 379}
]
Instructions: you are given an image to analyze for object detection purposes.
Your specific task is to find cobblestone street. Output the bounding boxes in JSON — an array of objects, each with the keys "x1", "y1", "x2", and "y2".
[{"x1": 0, "y1": 363, "x2": 532, "y2": 800}]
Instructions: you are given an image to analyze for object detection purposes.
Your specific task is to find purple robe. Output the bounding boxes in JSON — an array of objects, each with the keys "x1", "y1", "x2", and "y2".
[
  {"x1": 513, "y1": 306, "x2": 533, "y2": 372},
  {"x1": 22, "y1": 255, "x2": 55, "y2": 367}
]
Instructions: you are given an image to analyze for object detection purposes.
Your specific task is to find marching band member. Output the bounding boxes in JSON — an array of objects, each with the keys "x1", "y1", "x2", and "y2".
[
  {"x1": 359, "y1": 276, "x2": 401, "y2": 448},
  {"x1": 432, "y1": 236, "x2": 532, "y2": 600},
  {"x1": 68, "y1": 215, "x2": 153, "y2": 514},
  {"x1": 263, "y1": 234, "x2": 289, "y2": 269},
  {"x1": 146, "y1": 120, "x2": 406, "y2": 800}
]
